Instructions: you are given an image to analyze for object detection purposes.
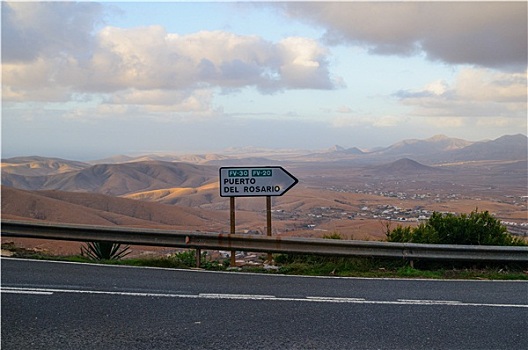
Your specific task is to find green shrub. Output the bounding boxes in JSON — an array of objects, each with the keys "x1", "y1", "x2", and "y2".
[
  {"x1": 322, "y1": 231, "x2": 344, "y2": 240},
  {"x1": 168, "y1": 250, "x2": 227, "y2": 270},
  {"x1": 386, "y1": 209, "x2": 525, "y2": 246},
  {"x1": 171, "y1": 250, "x2": 199, "y2": 266}
]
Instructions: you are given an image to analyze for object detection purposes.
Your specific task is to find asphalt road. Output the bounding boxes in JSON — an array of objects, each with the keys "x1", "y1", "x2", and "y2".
[{"x1": 2, "y1": 258, "x2": 527, "y2": 350}]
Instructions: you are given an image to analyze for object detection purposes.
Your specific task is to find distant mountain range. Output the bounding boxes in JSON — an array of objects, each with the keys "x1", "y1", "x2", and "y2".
[
  {"x1": 326, "y1": 134, "x2": 527, "y2": 163},
  {"x1": 447, "y1": 134, "x2": 528, "y2": 161},
  {"x1": 369, "y1": 134, "x2": 472, "y2": 157},
  {"x1": 2, "y1": 134, "x2": 526, "y2": 196},
  {"x1": 1, "y1": 156, "x2": 90, "y2": 176},
  {"x1": 4, "y1": 134, "x2": 524, "y2": 168}
]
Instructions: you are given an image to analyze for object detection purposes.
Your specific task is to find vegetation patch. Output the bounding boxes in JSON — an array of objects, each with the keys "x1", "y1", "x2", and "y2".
[
  {"x1": 385, "y1": 209, "x2": 526, "y2": 246},
  {"x1": 3, "y1": 208, "x2": 528, "y2": 282},
  {"x1": 5, "y1": 242, "x2": 525, "y2": 280},
  {"x1": 81, "y1": 241, "x2": 131, "y2": 261}
]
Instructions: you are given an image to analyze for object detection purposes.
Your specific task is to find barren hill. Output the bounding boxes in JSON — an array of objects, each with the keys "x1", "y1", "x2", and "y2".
[
  {"x1": 123, "y1": 182, "x2": 220, "y2": 207},
  {"x1": 1, "y1": 186, "x2": 230, "y2": 231},
  {"x1": 369, "y1": 158, "x2": 445, "y2": 174},
  {"x1": 2, "y1": 161, "x2": 218, "y2": 196},
  {"x1": 327, "y1": 146, "x2": 365, "y2": 155},
  {"x1": 373, "y1": 135, "x2": 472, "y2": 157},
  {"x1": 92, "y1": 153, "x2": 229, "y2": 165},
  {"x1": 447, "y1": 134, "x2": 528, "y2": 161},
  {"x1": 1, "y1": 156, "x2": 90, "y2": 176}
]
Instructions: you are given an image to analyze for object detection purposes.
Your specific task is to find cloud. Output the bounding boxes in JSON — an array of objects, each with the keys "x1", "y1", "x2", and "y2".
[
  {"x1": 336, "y1": 106, "x2": 352, "y2": 113},
  {"x1": 280, "y1": 2, "x2": 527, "y2": 71},
  {"x1": 331, "y1": 114, "x2": 407, "y2": 129},
  {"x1": 1, "y1": 2, "x2": 103, "y2": 63},
  {"x1": 276, "y1": 37, "x2": 338, "y2": 90},
  {"x1": 108, "y1": 88, "x2": 218, "y2": 118},
  {"x1": 2, "y1": 2, "x2": 340, "y2": 109},
  {"x1": 395, "y1": 68, "x2": 527, "y2": 118}
]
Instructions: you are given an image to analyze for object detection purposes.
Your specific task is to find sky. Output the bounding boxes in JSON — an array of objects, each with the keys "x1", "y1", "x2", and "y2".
[{"x1": 2, "y1": 1, "x2": 527, "y2": 160}]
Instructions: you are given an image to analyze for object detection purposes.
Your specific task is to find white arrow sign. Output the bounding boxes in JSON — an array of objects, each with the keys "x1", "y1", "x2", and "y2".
[{"x1": 219, "y1": 166, "x2": 298, "y2": 197}]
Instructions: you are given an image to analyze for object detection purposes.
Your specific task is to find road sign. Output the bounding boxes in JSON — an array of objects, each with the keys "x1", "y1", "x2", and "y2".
[{"x1": 219, "y1": 166, "x2": 298, "y2": 197}]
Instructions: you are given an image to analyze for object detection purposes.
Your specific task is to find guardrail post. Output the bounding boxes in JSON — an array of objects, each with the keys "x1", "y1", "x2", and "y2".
[{"x1": 196, "y1": 248, "x2": 201, "y2": 268}]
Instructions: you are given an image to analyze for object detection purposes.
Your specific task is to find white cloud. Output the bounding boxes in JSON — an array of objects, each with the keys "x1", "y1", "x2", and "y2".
[
  {"x1": 336, "y1": 106, "x2": 352, "y2": 114},
  {"x1": 2, "y1": 2, "x2": 340, "y2": 111},
  {"x1": 280, "y1": 2, "x2": 527, "y2": 72},
  {"x1": 395, "y1": 68, "x2": 527, "y2": 119},
  {"x1": 425, "y1": 117, "x2": 465, "y2": 129},
  {"x1": 110, "y1": 89, "x2": 213, "y2": 111},
  {"x1": 331, "y1": 114, "x2": 406, "y2": 129},
  {"x1": 1, "y1": 2, "x2": 103, "y2": 63},
  {"x1": 454, "y1": 69, "x2": 527, "y2": 104}
]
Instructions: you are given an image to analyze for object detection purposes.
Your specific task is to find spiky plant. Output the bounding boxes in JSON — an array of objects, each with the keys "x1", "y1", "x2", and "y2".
[{"x1": 81, "y1": 241, "x2": 131, "y2": 261}]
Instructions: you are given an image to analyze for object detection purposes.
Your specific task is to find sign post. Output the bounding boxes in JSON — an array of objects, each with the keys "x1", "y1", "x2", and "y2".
[
  {"x1": 266, "y1": 195, "x2": 272, "y2": 261},
  {"x1": 219, "y1": 166, "x2": 298, "y2": 265},
  {"x1": 230, "y1": 196, "x2": 236, "y2": 266}
]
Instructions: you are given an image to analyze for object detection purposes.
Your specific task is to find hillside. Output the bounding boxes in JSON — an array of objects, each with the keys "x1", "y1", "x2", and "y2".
[
  {"x1": 1, "y1": 156, "x2": 89, "y2": 176},
  {"x1": 372, "y1": 135, "x2": 473, "y2": 157},
  {"x1": 368, "y1": 158, "x2": 446, "y2": 175},
  {"x1": 92, "y1": 153, "x2": 229, "y2": 165},
  {"x1": 280, "y1": 134, "x2": 526, "y2": 164},
  {"x1": 2, "y1": 134, "x2": 525, "y2": 219},
  {"x1": 447, "y1": 134, "x2": 528, "y2": 161},
  {"x1": 2, "y1": 135, "x2": 526, "y2": 173},
  {"x1": 123, "y1": 182, "x2": 220, "y2": 207},
  {"x1": 1, "y1": 161, "x2": 218, "y2": 196},
  {"x1": 0, "y1": 186, "x2": 230, "y2": 231}
]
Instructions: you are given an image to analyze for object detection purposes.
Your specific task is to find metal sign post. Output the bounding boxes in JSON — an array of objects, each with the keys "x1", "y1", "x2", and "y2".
[
  {"x1": 230, "y1": 197, "x2": 236, "y2": 266},
  {"x1": 266, "y1": 195, "x2": 272, "y2": 262},
  {"x1": 219, "y1": 166, "x2": 298, "y2": 266}
]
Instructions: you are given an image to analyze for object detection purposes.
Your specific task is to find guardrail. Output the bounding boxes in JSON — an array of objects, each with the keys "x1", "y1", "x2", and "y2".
[{"x1": 2, "y1": 220, "x2": 527, "y2": 265}]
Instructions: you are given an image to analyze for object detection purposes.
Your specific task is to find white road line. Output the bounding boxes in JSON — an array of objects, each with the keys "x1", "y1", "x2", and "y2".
[
  {"x1": 398, "y1": 299, "x2": 462, "y2": 305},
  {"x1": 199, "y1": 293, "x2": 276, "y2": 300},
  {"x1": 2, "y1": 287, "x2": 527, "y2": 308},
  {"x1": 1, "y1": 288, "x2": 54, "y2": 295},
  {"x1": 306, "y1": 296, "x2": 366, "y2": 302},
  {"x1": 1, "y1": 287, "x2": 195, "y2": 299}
]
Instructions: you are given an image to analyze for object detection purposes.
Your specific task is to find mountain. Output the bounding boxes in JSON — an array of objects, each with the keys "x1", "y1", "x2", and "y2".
[
  {"x1": 205, "y1": 157, "x2": 280, "y2": 166},
  {"x1": 447, "y1": 134, "x2": 527, "y2": 161},
  {"x1": 373, "y1": 135, "x2": 473, "y2": 157},
  {"x1": 1, "y1": 161, "x2": 218, "y2": 196},
  {"x1": 1, "y1": 156, "x2": 90, "y2": 176},
  {"x1": 345, "y1": 147, "x2": 365, "y2": 155},
  {"x1": 92, "y1": 153, "x2": 229, "y2": 165},
  {"x1": 123, "y1": 182, "x2": 220, "y2": 207},
  {"x1": 327, "y1": 145, "x2": 365, "y2": 155},
  {"x1": 369, "y1": 158, "x2": 446, "y2": 175},
  {"x1": 328, "y1": 145, "x2": 346, "y2": 152},
  {"x1": 295, "y1": 135, "x2": 479, "y2": 163},
  {"x1": 2, "y1": 134, "x2": 526, "y2": 197}
]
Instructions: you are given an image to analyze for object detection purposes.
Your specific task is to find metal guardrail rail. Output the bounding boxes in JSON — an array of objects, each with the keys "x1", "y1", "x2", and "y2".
[{"x1": 1, "y1": 220, "x2": 527, "y2": 263}]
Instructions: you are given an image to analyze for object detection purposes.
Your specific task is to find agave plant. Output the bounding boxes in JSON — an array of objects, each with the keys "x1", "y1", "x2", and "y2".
[{"x1": 81, "y1": 241, "x2": 131, "y2": 261}]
